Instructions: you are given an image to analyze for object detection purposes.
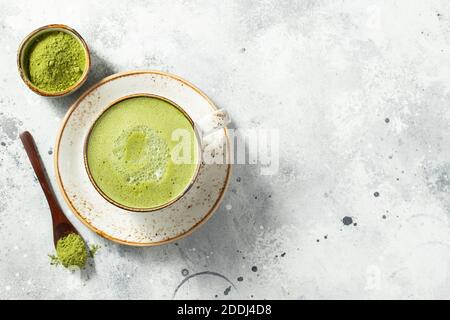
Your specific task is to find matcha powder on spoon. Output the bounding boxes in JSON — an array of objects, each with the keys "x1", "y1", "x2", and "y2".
[
  {"x1": 52, "y1": 233, "x2": 88, "y2": 268},
  {"x1": 26, "y1": 31, "x2": 86, "y2": 93}
]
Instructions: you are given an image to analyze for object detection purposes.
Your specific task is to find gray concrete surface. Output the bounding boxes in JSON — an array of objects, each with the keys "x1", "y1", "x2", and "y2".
[{"x1": 1, "y1": 0, "x2": 450, "y2": 299}]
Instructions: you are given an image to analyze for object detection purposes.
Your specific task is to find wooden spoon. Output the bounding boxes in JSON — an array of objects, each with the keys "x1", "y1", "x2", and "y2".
[{"x1": 20, "y1": 131, "x2": 83, "y2": 248}]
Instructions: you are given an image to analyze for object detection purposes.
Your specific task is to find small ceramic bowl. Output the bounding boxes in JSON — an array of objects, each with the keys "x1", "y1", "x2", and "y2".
[{"x1": 17, "y1": 24, "x2": 91, "y2": 97}]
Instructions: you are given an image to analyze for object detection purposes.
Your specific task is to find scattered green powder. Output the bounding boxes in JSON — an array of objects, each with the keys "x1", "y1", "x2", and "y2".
[
  {"x1": 48, "y1": 254, "x2": 60, "y2": 266},
  {"x1": 25, "y1": 31, "x2": 86, "y2": 93},
  {"x1": 89, "y1": 244, "x2": 101, "y2": 258}
]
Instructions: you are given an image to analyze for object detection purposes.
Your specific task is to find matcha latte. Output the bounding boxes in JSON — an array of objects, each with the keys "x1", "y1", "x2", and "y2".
[{"x1": 86, "y1": 96, "x2": 199, "y2": 210}]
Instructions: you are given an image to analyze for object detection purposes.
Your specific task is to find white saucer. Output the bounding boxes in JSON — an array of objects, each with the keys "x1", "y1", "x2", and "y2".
[{"x1": 54, "y1": 71, "x2": 231, "y2": 246}]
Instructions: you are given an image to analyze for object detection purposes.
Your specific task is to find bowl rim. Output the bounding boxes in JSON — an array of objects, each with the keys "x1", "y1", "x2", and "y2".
[
  {"x1": 83, "y1": 93, "x2": 202, "y2": 212},
  {"x1": 17, "y1": 24, "x2": 91, "y2": 97}
]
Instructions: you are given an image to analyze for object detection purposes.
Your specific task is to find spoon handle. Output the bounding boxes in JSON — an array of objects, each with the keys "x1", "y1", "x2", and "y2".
[{"x1": 20, "y1": 131, "x2": 74, "y2": 244}]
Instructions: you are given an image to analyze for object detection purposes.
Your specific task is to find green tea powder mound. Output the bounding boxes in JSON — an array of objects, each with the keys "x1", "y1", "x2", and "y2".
[
  {"x1": 56, "y1": 233, "x2": 87, "y2": 268},
  {"x1": 26, "y1": 31, "x2": 86, "y2": 93}
]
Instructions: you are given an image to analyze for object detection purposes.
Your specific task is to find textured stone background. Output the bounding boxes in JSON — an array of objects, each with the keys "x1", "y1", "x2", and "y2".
[{"x1": 1, "y1": 0, "x2": 450, "y2": 299}]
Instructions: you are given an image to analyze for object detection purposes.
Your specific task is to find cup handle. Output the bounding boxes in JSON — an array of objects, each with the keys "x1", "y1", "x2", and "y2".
[{"x1": 195, "y1": 109, "x2": 230, "y2": 138}]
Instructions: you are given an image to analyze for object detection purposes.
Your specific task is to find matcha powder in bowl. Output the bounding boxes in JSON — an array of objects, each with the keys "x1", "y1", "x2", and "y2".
[{"x1": 18, "y1": 25, "x2": 90, "y2": 96}]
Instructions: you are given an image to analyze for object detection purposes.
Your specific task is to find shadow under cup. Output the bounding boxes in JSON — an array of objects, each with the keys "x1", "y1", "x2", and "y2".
[{"x1": 84, "y1": 94, "x2": 201, "y2": 212}]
